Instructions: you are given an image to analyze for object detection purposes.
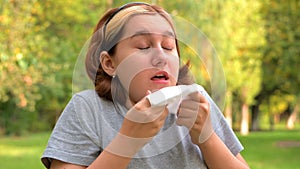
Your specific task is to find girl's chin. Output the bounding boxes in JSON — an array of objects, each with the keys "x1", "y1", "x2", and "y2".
[
  {"x1": 150, "y1": 83, "x2": 175, "y2": 91},
  {"x1": 128, "y1": 82, "x2": 176, "y2": 103}
]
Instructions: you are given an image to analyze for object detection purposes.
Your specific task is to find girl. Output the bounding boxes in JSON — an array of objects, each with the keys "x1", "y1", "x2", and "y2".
[{"x1": 42, "y1": 2, "x2": 249, "y2": 169}]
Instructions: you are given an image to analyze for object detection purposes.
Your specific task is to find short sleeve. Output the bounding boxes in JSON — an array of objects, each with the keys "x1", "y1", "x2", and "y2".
[{"x1": 41, "y1": 93, "x2": 102, "y2": 168}]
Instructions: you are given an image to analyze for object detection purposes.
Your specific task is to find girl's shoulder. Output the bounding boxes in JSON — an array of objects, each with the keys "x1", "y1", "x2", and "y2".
[{"x1": 73, "y1": 89, "x2": 111, "y2": 104}]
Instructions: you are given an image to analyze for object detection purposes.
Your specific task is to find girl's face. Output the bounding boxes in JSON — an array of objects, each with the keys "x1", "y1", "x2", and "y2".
[{"x1": 113, "y1": 14, "x2": 179, "y2": 103}]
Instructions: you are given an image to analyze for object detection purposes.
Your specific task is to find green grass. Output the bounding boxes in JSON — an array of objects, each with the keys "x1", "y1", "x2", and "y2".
[
  {"x1": 0, "y1": 132, "x2": 50, "y2": 169},
  {"x1": 238, "y1": 130, "x2": 300, "y2": 169},
  {"x1": 0, "y1": 131, "x2": 299, "y2": 169}
]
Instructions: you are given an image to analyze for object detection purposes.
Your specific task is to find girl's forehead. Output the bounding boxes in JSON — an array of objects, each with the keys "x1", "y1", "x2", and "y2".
[{"x1": 122, "y1": 14, "x2": 175, "y2": 40}]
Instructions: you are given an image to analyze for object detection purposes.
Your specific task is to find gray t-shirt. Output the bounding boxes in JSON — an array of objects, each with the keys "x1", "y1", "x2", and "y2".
[{"x1": 41, "y1": 89, "x2": 243, "y2": 169}]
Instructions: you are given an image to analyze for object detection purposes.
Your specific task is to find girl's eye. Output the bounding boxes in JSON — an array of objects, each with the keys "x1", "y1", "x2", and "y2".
[
  {"x1": 162, "y1": 39, "x2": 175, "y2": 51},
  {"x1": 138, "y1": 46, "x2": 150, "y2": 50},
  {"x1": 162, "y1": 44, "x2": 174, "y2": 51},
  {"x1": 163, "y1": 46, "x2": 173, "y2": 51}
]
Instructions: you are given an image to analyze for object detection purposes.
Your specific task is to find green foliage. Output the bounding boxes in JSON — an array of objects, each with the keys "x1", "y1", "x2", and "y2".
[
  {"x1": 260, "y1": 0, "x2": 300, "y2": 95},
  {"x1": 221, "y1": 0, "x2": 264, "y2": 105},
  {"x1": 250, "y1": 0, "x2": 300, "y2": 130},
  {"x1": 0, "y1": 0, "x2": 106, "y2": 135},
  {"x1": 0, "y1": 0, "x2": 299, "y2": 135},
  {"x1": 0, "y1": 0, "x2": 44, "y2": 135}
]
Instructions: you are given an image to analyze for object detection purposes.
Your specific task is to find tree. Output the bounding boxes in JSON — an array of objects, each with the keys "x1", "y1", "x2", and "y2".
[
  {"x1": 221, "y1": 0, "x2": 264, "y2": 135},
  {"x1": 0, "y1": 0, "x2": 45, "y2": 135},
  {"x1": 160, "y1": 0, "x2": 264, "y2": 134},
  {"x1": 252, "y1": 0, "x2": 300, "y2": 130},
  {"x1": 0, "y1": 0, "x2": 106, "y2": 135}
]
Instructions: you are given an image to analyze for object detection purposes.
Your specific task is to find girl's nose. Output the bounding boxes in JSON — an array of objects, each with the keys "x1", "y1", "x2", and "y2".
[{"x1": 151, "y1": 48, "x2": 167, "y2": 68}]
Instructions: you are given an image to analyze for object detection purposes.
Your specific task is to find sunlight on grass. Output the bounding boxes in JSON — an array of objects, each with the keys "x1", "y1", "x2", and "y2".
[
  {"x1": 0, "y1": 144, "x2": 40, "y2": 156},
  {"x1": 0, "y1": 131, "x2": 299, "y2": 169},
  {"x1": 0, "y1": 132, "x2": 50, "y2": 169},
  {"x1": 238, "y1": 130, "x2": 300, "y2": 169}
]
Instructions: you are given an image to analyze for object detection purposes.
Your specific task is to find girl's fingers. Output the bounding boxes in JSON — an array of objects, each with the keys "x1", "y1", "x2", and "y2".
[
  {"x1": 187, "y1": 92, "x2": 209, "y2": 105},
  {"x1": 176, "y1": 91, "x2": 213, "y2": 144}
]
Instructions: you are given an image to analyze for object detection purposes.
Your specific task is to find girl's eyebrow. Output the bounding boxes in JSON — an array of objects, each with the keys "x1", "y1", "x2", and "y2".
[{"x1": 130, "y1": 30, "x2": 175, "y2": 39}]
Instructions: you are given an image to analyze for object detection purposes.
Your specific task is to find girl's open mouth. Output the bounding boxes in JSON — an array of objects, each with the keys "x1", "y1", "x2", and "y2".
[{"x1": 151, "y1": 71, "x2": 169, "y2": 81}]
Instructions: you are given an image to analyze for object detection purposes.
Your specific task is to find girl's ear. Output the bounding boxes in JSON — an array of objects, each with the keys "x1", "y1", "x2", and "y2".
[{"x1": 100, "y1": 51, "x2": 116, "y2": 76}]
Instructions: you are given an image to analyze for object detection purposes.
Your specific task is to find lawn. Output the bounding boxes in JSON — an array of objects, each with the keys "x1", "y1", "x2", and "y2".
[
  {"x1": 238, "y1": 130, "x2": 300, "y2": 169},
  {"x1": 0, "y1": 131, "x2": 299, "y2": 169},
  {"x1": 0, "y1": 132, "x2": 50, "y2": 169}
]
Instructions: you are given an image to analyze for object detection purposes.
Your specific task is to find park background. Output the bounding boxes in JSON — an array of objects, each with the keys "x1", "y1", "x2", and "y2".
[{"x1": 0, "y1": 0, "x2": 299, "y2": 168}]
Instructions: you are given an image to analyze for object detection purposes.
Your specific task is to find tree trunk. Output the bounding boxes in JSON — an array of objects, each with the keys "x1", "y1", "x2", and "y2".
[
  {"x1": 287, "y1": 100, "x2": 299, "y2": 129},
  {"x1": 250, "y1": 85, "x2": 277, "y2": 131},
  {"x1": 225, "y1": 105, "x2": 232, "y2": 129},
  {"x1": 240, "y1": 103, "x2": 249, "y2": 135},
  {"x1": 251, "y1": 104, "x2": 260, "y2": 131},
  {"x1": 269, "y1": 114, "x2": 275, "y2": 131},
  {"x1": 225, "y1": 91, "x2": 233, "y2": 128},
  {"x1": 251, "y1": 91, "x2": 266, "y2": 131}
]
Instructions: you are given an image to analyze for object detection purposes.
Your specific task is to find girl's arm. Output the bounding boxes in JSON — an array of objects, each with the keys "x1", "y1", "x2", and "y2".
[
  {"x1": 197, "y1": 132, "x2": 249, "y2": 169},
  {"x1": 50, "y1": 150, "x2": 132, "y2": 169},
  {"x1": 50, "y1": 148, "x2": 132, "y2": 169},
  {"x1": 177, "y1": 92, "x2": 249, "y2": 169},
  {"x1": 50, "y1": 96, "x2": 168, "y2": 169}
]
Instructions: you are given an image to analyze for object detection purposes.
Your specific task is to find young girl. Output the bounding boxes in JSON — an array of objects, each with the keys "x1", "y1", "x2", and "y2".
[{"x1": 42, "y1": 2, "x2": 249, "y2": 169}]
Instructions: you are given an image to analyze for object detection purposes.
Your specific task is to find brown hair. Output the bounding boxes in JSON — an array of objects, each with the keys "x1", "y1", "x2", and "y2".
[{"x1": 85, "y1": 3, "x2": 194, "y2": 101}]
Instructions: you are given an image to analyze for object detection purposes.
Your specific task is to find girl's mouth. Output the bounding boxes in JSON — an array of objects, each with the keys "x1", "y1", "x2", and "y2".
[
  {"x1": 151, "y1": 71, "x2": 170, "y2": 84},
  {"x1": 151, "y1": 71, "x2": 169, "y2": 81}
]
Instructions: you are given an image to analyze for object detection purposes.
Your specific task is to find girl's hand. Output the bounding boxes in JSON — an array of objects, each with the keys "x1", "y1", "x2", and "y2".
[
  {"x1": 106, "y1": 91, "x2": 168, "y2": 157},
  {"x1": 120, "y1": 95, "x2": 168, "y2": 139},
  {"x1": 176, "y1": 92, "x2": 213, "y2": 144}
]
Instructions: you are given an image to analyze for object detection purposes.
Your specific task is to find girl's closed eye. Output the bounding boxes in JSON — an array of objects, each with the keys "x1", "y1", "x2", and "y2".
[
  {"x1": 138, "y1": 45, "x2": 150, "y2": 50},
  {"x1": 133, "y1": 39, "x2": 150, "y2": 50},
  {"x1": 162, "y1": 40, "x2": 175, "y2": 51},
  {"x1": 162, "y1": 45, "x2": 173, "y2": 51}
]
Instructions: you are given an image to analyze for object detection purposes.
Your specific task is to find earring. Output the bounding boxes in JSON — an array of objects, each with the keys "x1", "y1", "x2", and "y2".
[{"x1": 112, "y1": 71, "x2": 116, "y2": 78}]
